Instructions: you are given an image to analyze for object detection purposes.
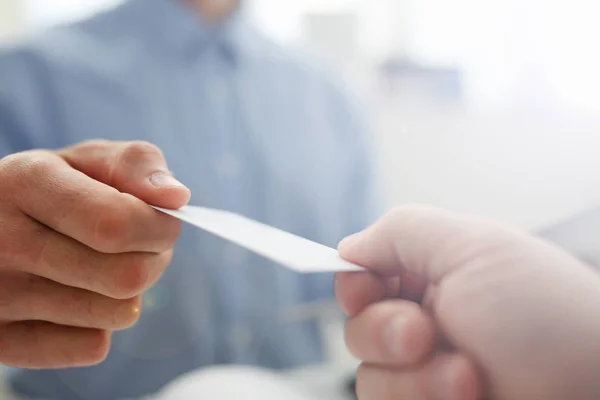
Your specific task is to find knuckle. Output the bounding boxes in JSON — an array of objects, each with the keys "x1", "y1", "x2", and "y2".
[
  {"x1": 91, "y1": 198, "x2": 134, "y2": 253},
  {"x1": 0, "y1": 154, "x2": 17, "y2": 187},
  {"x1": 0, "y1": 151, "x2": 52, "y2": 188},
  {"x1": 17, "y1": 152, "x2": 56, "y2": 180},
  {"x1": 384, "y1": 204, "x2": 440, "y2": 230},
  {"x1": 77, "y1": 139, "x2": 113, "y2": 151},
  {"x1": 82, "y1": 330, "x2": 111, "y2": 365},
  {"x1": 384, "y1": 206, "x2": 409, "y2": 224},
  {"x1": 147, "y1": 217, "x2": 183, "y2": 254},
  {"x1": 0, "y1": 151, "x2": 29, "y2": 173},
  {"x1": 112, "y1": 256, "x2": 152, "y2": 299},
  {"x1": 388, "y1": 204, "x2": 432, "y2": 219},
  {"x1": 119, "y1": 141, "x2": 163, "y2": 166}
]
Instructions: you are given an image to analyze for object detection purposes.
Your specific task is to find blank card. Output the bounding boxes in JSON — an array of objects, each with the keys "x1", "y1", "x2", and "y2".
[{"x1": 153, "y1": 205, "x2": 364, "y2": 273}]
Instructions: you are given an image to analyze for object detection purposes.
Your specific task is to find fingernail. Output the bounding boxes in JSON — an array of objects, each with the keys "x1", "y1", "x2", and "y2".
[
  {"x1": 429, "y1": 359, "x2": 458, "y2": 400},
  {"x1": 384, "y1": 315, "x2": 408, "y2": 358},
  {"x1": 149, "y1": 172, "x2": 185, "y2": 189}
]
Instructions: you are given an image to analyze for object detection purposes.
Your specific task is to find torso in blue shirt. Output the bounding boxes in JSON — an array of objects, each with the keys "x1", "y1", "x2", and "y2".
[{"x1": 0, "y1": 0, "x2": 377, "y2": 398}]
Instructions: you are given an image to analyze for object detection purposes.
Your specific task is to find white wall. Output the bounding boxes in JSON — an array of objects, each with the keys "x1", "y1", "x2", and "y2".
[
  {"x1": 373, "y1": 102, "x2": 600, "y2": 231},
  {"x1": 0, "y1": 0, "x2": 24, "y2": 44}
]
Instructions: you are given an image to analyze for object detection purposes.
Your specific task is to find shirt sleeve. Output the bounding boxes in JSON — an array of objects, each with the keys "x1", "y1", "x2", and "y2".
[
  {"x1": 0, "y1": 98, "x2": 30, "y2": 158},
  {"x1": 0, "y1": 46, "x2": 62, "y2": 158}
]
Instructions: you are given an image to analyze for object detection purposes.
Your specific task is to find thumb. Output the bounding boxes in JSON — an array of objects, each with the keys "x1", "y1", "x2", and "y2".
[
  {"x1": 58, "y1": 140, "x2": 191, "y2": 209},
  {"x1": 338, "y1": 205, "x2": 537, "y2": 283}
]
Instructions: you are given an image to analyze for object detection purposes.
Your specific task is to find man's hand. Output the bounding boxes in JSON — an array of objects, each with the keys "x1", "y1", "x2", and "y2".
[
  {"x1": 336, "y1": 206, "x2": 600, "y2": 400},
  {"x1": 0, "y1": 140, "x2": 190, "y2": 369}
]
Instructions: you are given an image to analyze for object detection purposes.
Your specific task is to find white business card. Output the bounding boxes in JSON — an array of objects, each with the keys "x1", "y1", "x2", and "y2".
[{"x1": 153, "y1": 206, "x2": 364, "y2": 273}]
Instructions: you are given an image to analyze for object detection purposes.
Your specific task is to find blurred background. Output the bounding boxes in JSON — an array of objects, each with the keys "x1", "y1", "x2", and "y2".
[
  {"x1": 1, "y1": 0, "x2": 600, "y2": 398},
  {"x1": 2, "y1": 0, "x2": 600, "y2": 237}
]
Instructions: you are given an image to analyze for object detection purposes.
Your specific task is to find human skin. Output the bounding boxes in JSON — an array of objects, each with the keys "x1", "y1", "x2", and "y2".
[
  {"x1": 336, "y1": 206, "x2": 600, "y2": 400},
  {"x1": 0, "y1": 140, "x2": 190, "y2": 368}
]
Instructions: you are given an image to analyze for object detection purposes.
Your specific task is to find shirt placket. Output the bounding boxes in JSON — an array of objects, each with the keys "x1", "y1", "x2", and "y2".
[{"x1": 205, "y1": 47, "x2": 261, "y2": 363}]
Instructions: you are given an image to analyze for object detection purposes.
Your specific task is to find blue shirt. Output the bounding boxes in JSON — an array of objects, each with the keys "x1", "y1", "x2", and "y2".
[{"x1": 0, "y1": 0, "x2": 378, "y2": 398}]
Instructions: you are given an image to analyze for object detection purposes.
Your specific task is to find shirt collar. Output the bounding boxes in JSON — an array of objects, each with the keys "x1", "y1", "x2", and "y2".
[{"x1": 122, "y1": 0, "x2": 262, "y2": 64}]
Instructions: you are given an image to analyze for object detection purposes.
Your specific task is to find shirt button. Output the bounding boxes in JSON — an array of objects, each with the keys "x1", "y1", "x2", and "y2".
[{"x1": 215, "y1": 153, "x2": 241, "y2": 180}]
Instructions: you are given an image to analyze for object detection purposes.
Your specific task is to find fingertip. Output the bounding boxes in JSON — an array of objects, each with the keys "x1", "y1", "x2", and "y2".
[
  {"x1": 345, "y1": 300, "x2": 436, "y2": 365},
  {"x1": 397, "y1": 305, "x2": 437, "y2": 364},
  {"x1": 426, "y1": 354, "x2": 483, "y2": 400},
  {"x1": 335, "y1": 271, "x2": 386, "y2": 316},
  {"x1": 338, "y1": 219, "x2": 407, "y2": 276},
  {"x1": 155, "y1": 185, "x2": 192, "y2": 209},
  {"x1": 145, "y1": 173, "x2": 191, "y2": 209},
  {"x1": 338, "y1": 232, "x2": 361, "y2": 256},
  {"x1": 455, "y1": 357, "x2": 483, "y2": 400}
]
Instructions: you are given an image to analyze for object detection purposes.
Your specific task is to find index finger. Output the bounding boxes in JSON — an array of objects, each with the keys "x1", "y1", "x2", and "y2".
[
  {"x1": 335, "y1": 269, "x2": 426, "y2": 317},
  {"x1": 335, "y1": 272, "x2": 393, "y2": 317},
  {"x1": 335, "y1": 205, "x2": 541, "y2": 315},
  {"x1": 338, "y1": 205, "x2": 533, "y2": 283},
  {"x1": 3, "y1": 151, "x2": 181, "y2": 254}
]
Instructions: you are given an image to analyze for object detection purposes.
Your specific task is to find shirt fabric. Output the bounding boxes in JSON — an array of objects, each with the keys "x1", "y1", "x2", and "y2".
[{"x1": 0, "y1": 0, "x2": 379, "y2": 399}]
